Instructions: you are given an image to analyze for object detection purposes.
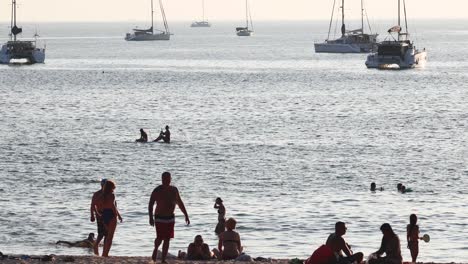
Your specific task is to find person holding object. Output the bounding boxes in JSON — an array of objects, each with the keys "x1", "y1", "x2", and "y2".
[{"x1": 154, "y1": 125, "x2": 171, "y2": 143}]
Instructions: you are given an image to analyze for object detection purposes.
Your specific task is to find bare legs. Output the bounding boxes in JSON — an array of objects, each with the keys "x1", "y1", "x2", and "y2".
[
  {"x1": 93, "y1": 233, "x2": 104, "y2": 255},
  {"x1": 102, "y1": 219, "x2": 117, "y2": 257},
  {"x1": 152, "y1": 238, "x2": 170, "y2": 263}
]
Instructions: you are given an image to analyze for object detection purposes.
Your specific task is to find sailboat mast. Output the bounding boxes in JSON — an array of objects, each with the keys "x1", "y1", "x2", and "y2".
[
  {"x1": 202, "y1": 0, "x2": 205, "y2": 21},
  {"x1": 341, "y1": 0, "x2": 345, "y2": 37},
  {"x1": 151, "y1": 0, "x2": 154, "y2": 34},
  {"x1": 13, "y1": 0, "x2": 17, "y2": 41},
  {"x1": 245, "y1": 0, "x2": 249, "y2": 28},
  {"x1": 361, "y1": 0, "x2": 364, "y2": 33},
  {"x1": 397, "y1": 0, "x2": 400, "y2": 40}
]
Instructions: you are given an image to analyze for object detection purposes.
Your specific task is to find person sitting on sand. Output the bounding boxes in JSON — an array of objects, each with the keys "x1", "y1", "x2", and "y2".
[
  {"x1": 214, "y1": 197, "x2": 226, "y2": 236},
  {"x1": 326, "y1": 221, "x2": 363, "y2": 264},
  {"x1": 154, "y1": 125, "x2": 171, "y2": 143},
  {"x1": 136, "y1": 128, "x2": 148, "y2": 143},
  {"x1": 368, "y1": 223, "x2": 402, "y2": 264},
  {"x1": 56, "y1": 233, "x2": 95, "y2": 248},
  {"x1": 178, "y1": 235, "x2": 213, "y2": 260},
  {"x1": 213, "y1": 217, "x2": 242, "y2": 260}
]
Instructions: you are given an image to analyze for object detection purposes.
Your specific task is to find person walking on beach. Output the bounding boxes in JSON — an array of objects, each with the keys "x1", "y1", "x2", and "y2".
[
  {"x1": 153, "y1": 125, "x2": 171, "y2": 143},
  {"x1": 369, "y1": 223, "x2": 402, "y2": 264},
  {"x1": 136, "y1": 128, "x2": 148, "y2": 142},
  {"x1": 90, "y1": 179, "x2": 107, "y2": 255},
  {"x1": 148, "y1": 172, "x2": 190, "y2": 263},
  {"x1": 407, "y1": 214, "x2": 421, "y2": 263},
  {"x1": 213, "y1": 217, "x2": 243, "y2": 260},
  {"x1": 97, "y1": 180, "x2": 123, "y2": 257},
  {"x1": 214, "y1": 197, "x2": 226, "y2": 236},
  {"x1": 325, "y1": 221, "x2": 363, "y2": 264}
]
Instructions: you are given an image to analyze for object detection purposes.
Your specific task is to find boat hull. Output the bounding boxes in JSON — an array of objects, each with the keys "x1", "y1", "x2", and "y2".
[
  {"x1": 236, "y1": 30, "x2": 253, "y2": 37},
  {"x1": 125, "y1": 32, "x2": 170, "y2": 41},
  {"x1": 0, "y1": 42, "x2": 45, "y2": 64},
  {"x1": 191, "y1": 21, "x2": 211, "y2": 27},
  {"x1": 314, "y1": 41, "x2": 376, "y2": 53},
  {"x1": 366, "y1": 50, "x2": 427, "y2": 69}
]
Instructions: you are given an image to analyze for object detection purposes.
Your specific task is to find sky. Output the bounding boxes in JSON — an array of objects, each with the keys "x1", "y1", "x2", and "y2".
[{"x1": 0, "y1": 0, "x2": 467, "y2": 22}]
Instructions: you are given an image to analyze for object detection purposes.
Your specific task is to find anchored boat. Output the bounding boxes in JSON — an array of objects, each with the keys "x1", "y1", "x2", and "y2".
[{"x1": 125, "y1": 0, "x2": 171, "y2": 41}]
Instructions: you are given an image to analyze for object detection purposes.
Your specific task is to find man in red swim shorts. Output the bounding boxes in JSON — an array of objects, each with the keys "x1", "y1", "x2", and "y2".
[{"x1": 149, "y1": 172, "x2": 190, "y2": 263}]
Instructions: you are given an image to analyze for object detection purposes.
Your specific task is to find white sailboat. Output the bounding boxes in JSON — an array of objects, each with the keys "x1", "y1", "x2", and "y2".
[
  {"x1": 191, "y1": 0, "x2": 211, "y2": 27},
  {"x1": 365, "y1": 0, "x2": 427, "y2": 69},
  {"x1": 125, "y1": 0, "x2": 170, "y2": 41},
  {"x1": 0, "y1": 0, "x2": 45, "y2": 64},
  {"x1": 314, "y1": 0, "x2": 378, "y2": 53},
  {"x1": 236, "y1": 0, "x2": 254, "y2": 36}
]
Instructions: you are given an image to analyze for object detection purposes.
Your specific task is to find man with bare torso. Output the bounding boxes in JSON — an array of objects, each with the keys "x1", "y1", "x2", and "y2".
[
  {"x1": 326, "y1": 222, "x2": 364, "y2": 264},
  {"x1": 148, "y1": 172, "x2": 190, "y2": 263}
]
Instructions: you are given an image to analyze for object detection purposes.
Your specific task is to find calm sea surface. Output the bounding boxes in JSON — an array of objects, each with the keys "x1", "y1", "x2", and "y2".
[{"x1": 0, "y1": 20, "x2": 467, "y2": 262}]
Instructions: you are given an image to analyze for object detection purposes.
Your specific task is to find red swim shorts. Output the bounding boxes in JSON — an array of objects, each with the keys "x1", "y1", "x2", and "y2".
[{"x1": 155, "y1": 216, "x2": 175, "y2": 239}]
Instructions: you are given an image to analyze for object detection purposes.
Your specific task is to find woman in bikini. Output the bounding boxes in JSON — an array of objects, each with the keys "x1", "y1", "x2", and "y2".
[
  {"x1": 214, "y1": 217, "x2": 242, "y2": 260},
  {"x1": 98, "y1": 180, "x2": 122, "y2": 257},
  {"x1": 214, "y1": 197, "x2": 226, "y2": 236}
]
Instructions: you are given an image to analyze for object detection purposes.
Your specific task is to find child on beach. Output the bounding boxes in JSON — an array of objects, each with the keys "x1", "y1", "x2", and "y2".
[
  {"x1": 407, "y1": 214, "x2": 421, "y2": 263},
  {"x1": 214, "y1": 197, "x2": 226, "y2": 236}
]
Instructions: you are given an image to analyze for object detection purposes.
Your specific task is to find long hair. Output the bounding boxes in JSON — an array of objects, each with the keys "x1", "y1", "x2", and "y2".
[
  {"x1": 103, "y1": 180, "x2": 115, "y2": 195},
  {"x1": 380, "y1": 223, "x2": 395, "y2": 235}
]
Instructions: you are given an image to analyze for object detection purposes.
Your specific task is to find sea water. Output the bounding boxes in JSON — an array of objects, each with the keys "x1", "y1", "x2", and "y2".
[{"x1": 0, "y1": 21, "x2": 467, "y2": 262}]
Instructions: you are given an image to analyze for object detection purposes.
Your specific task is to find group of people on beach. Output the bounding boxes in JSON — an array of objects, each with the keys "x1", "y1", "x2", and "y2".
[
  {"x1": 136, "y1": 126, "x2": 171, "y2": 143},
  {"x1": 67, "y1": 172, "x2": 425, "y2": 264},
  {"x1": 87, "y1": 172, "x2": 244, "y2": 263}
]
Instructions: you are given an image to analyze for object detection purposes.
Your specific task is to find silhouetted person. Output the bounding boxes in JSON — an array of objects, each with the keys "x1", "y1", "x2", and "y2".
[
  {"x1": 371, "y1": 182, "x2": 377, "y2": 192},
  {"x1": 136, "y1": 128, "x2": 148, "y2": 142},
  {"x1": 56, "y1": 233, "x2": 95, "y2": 248},
  {"x1": 369, "y1": 223, "x2": 402, "y2": 264},
  {"x1": 90, "y1": 179, "x2": 107, "y2": 255},
  {"x1": 397, "y1": 183, "x2": 403, "y2": 192},
  {"x1": 154, "y1": 126, "x2": 170, "y2": 143},
  {"x1": 407, "y1": 214, "x2": 422, "y2": 263},
  {"x1": 214, "y1": 197, "x2": 226, "y2": 236},
  {"x1": 148, "y1": 172, "x2": 190, "y2": 263},
  {"x1": 326, "y1": 222, "x2": 364, "y2": 264}
]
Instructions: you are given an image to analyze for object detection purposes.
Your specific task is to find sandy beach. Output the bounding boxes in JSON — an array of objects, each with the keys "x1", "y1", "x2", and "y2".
[
  {"x1": 0, "y1": 255, "x2": 463, "y2": 264},
  {"x1": 0, "y1": 255, "x2": 291, "y2": 264}
]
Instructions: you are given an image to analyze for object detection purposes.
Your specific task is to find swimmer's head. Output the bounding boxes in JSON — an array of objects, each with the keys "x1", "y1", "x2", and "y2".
[
  {"x1": 162, "y1": 172, "x2": 171, "y2": 186},
  {"x1": 397, "y1": 183, "x2": 403, "y2": 191},
  {"x1": 370, "y1": 182, "x2": 376, "y2": 191},
  {"x1": 401, "y1": 185, "x2": 406, "y2": 193}
]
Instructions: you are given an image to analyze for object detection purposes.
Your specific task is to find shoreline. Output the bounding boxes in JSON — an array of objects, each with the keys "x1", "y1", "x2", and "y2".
[{"x1": 0, "y1": 254, "x2": 465, "y2": 264}]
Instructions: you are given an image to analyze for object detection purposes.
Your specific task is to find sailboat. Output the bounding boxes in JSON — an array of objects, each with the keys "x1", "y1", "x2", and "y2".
[
  {"x1": 365, "y1": 0, "x2": 427, "y2": 69},
  {"x1": 236, "y1": 0, "x2": 254, "y2": 36},
  {"x1": 191, "y1": 0, "x2": 211, "y2": 27},
  {"x1": 0, "y1": 0, "x2": 45, "y2": 64},
  {"x1": 125, "y1": 0, "x2": 170, "y2": 41},
  {"x1": 314, "y1": 0, "x2": 378, "y2": 53}
]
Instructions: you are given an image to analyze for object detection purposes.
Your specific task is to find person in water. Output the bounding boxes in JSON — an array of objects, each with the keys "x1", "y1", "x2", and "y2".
[
  {"x1": 148, "y1": 172, "x2": 190, "y2": 263},
  {"x1": 369, "y1": 223, "x2": 403, "y2": 264},
  {"x1": 178, "y1": 235, "x2": 213, "y2": 260},
  {"x1": 96, "y1": 180, "x2": 123, "y2": 257},
  {"x1": 325, "y1": 221, "x2": 363, "y2": 264},
  {"x1": 90, "y1": 179, "x2": 107, "y2": 255},
  {"x1": 214, "y1": 197, "x2": 226, "y2": 236},
  {"x1": 371, "y1": 182, "x2": 383, "y2": 192},
  {"x1": 154, "y1": 126, "x2": 171, "y2": 143},
  {"x1": 407, "y1": 214, "x2": 421, "y2": 263},
  {"x1": 397, "y1": 183, "x2": 403, "y2": 192},
  {"x1": 57, "y1": 233, "x2": 95, "y2": 248},
  {"x1": 136, "y1": 128, "x2": 148, "y2": 142},
  {"x1": 213, "y1": 217, "x2": 242, "y2": 260}
]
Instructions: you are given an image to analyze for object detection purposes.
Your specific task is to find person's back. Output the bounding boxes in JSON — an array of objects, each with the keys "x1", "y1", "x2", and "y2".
[
  {"x1": 221, "y1": 230, "x2": 241, "y2": 259},
  {"x1": 326, "y1": 233, "x2": 345, "y2": 257},
  {"x1": 163, "y1": 127, "x2": 170, "y2": 143}
]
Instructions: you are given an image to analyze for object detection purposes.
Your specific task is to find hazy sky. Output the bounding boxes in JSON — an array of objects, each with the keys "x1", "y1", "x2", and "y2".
[{"x1": 0, "y1": 0, "x2": 467, "y2": 22}]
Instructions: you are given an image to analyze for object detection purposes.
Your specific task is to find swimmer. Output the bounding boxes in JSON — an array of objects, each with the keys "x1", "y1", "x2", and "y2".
[
  {"x1": 371, "y1": 182, "x2": 383, "y2": 192},
  {"x1": 56, "y1": 233, "x2": 95, "y2": 248},
  {"x1": 397, "y1": 183, "x2": 403, "y2": 192}
]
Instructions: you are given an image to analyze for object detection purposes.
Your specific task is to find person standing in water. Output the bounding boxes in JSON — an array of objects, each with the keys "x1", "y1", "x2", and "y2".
[
  {"x1": 90, "y1": 179, "x2": 107, "y2": 255},
  {"x1": 154, "y1": 126, "x2": 171, "y2": 143},
  {"x1": 136, "y1": 128, "x2": 148, "y2": 142},
  {"x1": 214, "y1": 197, "x2": 226, "y2": 236},
  {"x1": 407, "y1": 214, "x2": 421, "y2": 263},
  {"x1": 148, "y1": 172, "x2": 190, "y2": 263},
  {"x1": 97, "y1": 180, "x2": 123, "y2": 257}
]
